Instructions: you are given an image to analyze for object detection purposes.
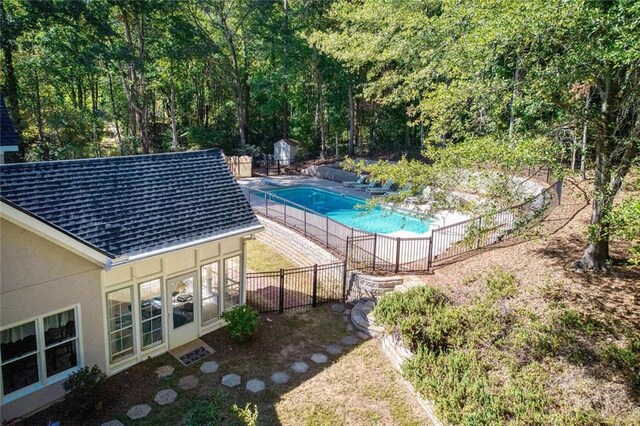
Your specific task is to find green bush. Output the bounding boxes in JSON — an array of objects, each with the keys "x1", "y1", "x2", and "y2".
[
  {"x1": 62, "y1": 365, "x2": 107, "y2": 413},
  {"x1": 232, "y1": 403, "x2": 259, "y2": 426},
  {"x1": 186, "y1": 391, "x2": 223, "y2": 426},
  {"x1": 221, "y1": 305, "x2": 260, "y2": 341}
]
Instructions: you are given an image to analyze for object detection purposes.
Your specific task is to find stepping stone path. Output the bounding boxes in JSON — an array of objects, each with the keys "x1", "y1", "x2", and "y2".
[
  {"x1": 246, "y1": 379, "x2": 265, "y2": 393},
  {"x1": 347, "y1": 323, "x2": 354, "y2": 332},
  {"x1": 270, "y1": 371, "x2": 290, "y2": 384},
  {"x1": 178, "y1": 375, "x2": 199, "y2": 390},
  {"x1": 200, "y1": 361, "x2": 220, "y2": 374},
  {"x1": 127, "y1": 404, "x2": 151, "y2": 420},
  {"x1": 344, "y1": 308, "x2": 352, "y2": 315},
  {"x1": 331, "y1": 303, "x2": 345, "y2": 313},
  {"x1": 154, "y1": 389, "x2": 177, "y2": 405},
  {"x1": 222, "y1": 373, "x2": 241, "y2": 388},
  {"x1": 155, "y1": 365, "x2": 174, "y2": 378},
  {"x1": 311, "y1": 353, "x2": 328, "y2": 363},
  {"x1": 326, "y1": 344, "x2": 343, "y2": 355},
  {"x1": 102, "y1": 421, "x2": 124, "y2": 426},
  {"x1": 342, "y1": 336, "x2": 358, "y2": 346},
  {"x1": 290, "y1": 361, "x2": 309, "y2": 373}
]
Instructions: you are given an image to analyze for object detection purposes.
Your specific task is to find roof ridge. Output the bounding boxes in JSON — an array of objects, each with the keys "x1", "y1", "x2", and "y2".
[{"x1": 0, "y1": 149, "x2": 221, "y2": 168}]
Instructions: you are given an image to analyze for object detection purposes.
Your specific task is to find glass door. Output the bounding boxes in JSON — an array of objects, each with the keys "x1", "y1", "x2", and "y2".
[{"x1": 167, "y1": 272, "x2": 198, "y2": 349}]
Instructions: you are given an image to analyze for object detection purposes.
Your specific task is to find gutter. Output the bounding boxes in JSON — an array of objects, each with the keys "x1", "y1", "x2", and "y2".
[{"x1": 110, "y1": 224, "x2": 264, "y2": 267}]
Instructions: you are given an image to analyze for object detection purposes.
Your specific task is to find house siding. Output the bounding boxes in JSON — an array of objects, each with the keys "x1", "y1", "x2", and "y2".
[{"x1": 0, "y1": 219, "x2": 104, "y2": 421}]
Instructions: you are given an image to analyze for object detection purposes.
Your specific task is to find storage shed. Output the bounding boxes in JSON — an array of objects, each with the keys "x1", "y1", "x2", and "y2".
[{"x1": 273, "y1": 138, "x2": 300, "y2": 166}]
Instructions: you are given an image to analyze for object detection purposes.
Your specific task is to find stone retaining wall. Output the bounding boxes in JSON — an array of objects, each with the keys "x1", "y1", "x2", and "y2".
[
  {"x1": 300, "y1": 165, "x2": 358, "y2": 182},
  {"x1": 381, "y1": 334, "x2": 444, "y2": 426},
  {"x1": 347, "y1": 273, "x2": 403, "y2": 300}
]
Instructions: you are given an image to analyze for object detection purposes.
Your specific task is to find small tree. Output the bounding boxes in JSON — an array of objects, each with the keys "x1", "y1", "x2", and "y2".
[{"x1": 63, "y1": 365, "x2": 107, "y2": 414}]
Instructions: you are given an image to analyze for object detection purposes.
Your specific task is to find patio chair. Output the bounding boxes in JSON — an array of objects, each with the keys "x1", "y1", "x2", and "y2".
[
  {"x1": 366, "y1": 179, "x2": 395, "y2": 195},
  {"x1": 386, "y1": 183, "x2": 413, "y2": 196},
  {"x1": 355, "y1": 178, "x2": 377, "y2": 191},
  {"x1": 342, "y1": 175, "x2": 366, "y2": 187}
]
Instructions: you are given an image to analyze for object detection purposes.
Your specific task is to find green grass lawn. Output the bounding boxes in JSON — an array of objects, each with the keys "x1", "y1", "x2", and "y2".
[{"x1": 246, "y1": 239, "x2": 298, "y2": 272}]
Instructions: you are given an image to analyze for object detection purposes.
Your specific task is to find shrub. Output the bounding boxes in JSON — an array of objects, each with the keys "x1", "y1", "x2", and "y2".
[
  {"x1": 186, "y1": 391, "x2": 223, "y2": 426},
  {"x1": 221, "y1": 305, "x2": 260, "y2": 341},
  {"x1": 62, "y1": 365, "x2": 107, "y2": 414},
  {"x1": 232, "y1": 403, "x2": 259, "y2": 426}
]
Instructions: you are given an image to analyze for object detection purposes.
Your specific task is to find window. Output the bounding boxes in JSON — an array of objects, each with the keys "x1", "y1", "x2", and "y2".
[
  {"x1": 107, "y1": 288, "x2": 134, "y2": 363},
  {"x1": 201, "y1": 262, "x2": 220, "y2": 324},
  {"x1": 1, "y1": 308, "x2": 80, "y2": 398},
  {"x1": 139, "y1": 280, "x2": 162, "y2": 349},
  {"x1": 224, "y1": 256, "x2": 241, "y2": 311},
  {"x1": 43, "y1": 309, "x2": 78, "y2": 377}
]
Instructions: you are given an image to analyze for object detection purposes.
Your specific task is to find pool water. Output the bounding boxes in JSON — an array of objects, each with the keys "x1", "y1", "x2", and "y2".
[{"x1": 268, "y1": 186, "x2": 431, "y2": 235}]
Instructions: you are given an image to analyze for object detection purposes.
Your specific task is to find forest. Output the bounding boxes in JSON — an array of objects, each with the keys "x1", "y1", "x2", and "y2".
[
  {"x1": 0, "y1": 0, "x2": 417, "y2": 161},
  {"x1": 1, "y1": 0, "x2": 639, "y2": 270}
]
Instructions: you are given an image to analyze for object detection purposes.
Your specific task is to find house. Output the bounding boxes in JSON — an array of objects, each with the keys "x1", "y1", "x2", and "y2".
[
  {"x1": 0, "y1": 149, "x2": 262, "y2": 420},
  {"x1": 0, "y1": 94, "x2": 20, "y2": 164},
  {"x1": 273, "y1": 138, "x2": 300, "y2": 166}
]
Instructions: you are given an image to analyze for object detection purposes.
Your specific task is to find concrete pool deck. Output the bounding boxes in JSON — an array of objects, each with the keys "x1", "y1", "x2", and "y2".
[{"x1": 237, "y1": 175, "x2": 471, "y2": 237}]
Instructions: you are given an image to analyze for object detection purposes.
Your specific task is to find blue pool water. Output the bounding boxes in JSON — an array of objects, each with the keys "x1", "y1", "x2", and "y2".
[{"x1": 268, "y1": 187, "x2": 431, "y2": 235}]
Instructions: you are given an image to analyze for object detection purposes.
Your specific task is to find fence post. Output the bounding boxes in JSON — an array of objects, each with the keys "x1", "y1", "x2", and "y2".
[
  {"x1": 265, "y1": 192, "x2": 269, "y2": 217},
  {"x1": 277, "y1": 160, "x2": 281, "y2": 175},
  {"x1": 279, "y1": 268, "x2": 285, "y2": 314},
  {"x1": 284, "y1": 201, "x2": 287, "y2": 226},
  {"x1": 312, "y1": 264, "x2": 318, "y2": 307},
  {"x1": 342, "y1": 238, "x2": 349, "y2": 301},
  {"x1": 475, "y1": 217, "x2": 482, "y2": 249},
  {"x1": 326, "y1": 216, "x2": 329, "y2": 247},
  {"x1": 266, "y1": 156, "x2": 269, "y2": 177},
  {"x1": 395, "y1": 237, "x2": 401, "y2": 274},
  {"x1": 427, "y1": 236, "x2": 433, "y2": 272},
  {"x1": 372, "y1": 233, "x2": 378, "y2": 271}
]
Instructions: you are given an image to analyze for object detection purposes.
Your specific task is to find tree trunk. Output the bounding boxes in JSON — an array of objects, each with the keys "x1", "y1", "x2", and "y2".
[
  {"x1": 170, "y1": 83, "x2": 178, "y2": 150},
  {"x1": 508, "y1": 54, "x2": 521, "y2": 141},
  {"x1": 348, "y1": 84, "x2": 355, "y2": 156},
  {"x1": 107, "y1": 71, "x2": 123, "y2": 149},
  {"x1": 580, "y1": 89, "x2": 591, "y2": 180}
]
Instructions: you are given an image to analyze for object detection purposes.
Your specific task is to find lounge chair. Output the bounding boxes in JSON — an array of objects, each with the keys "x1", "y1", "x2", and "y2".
[
  {"x1": 342, "y1": 175, "x2": 366, "y2": 187},
  {"x1": 355, "y1": 178, "x2": 377, "y2": 191},
  {"x1": 366, "y1": 179, "x2": 394, "y2": 195},
  {"x1": 386, "y1": 183, "x2": 412, "y2": 196}
]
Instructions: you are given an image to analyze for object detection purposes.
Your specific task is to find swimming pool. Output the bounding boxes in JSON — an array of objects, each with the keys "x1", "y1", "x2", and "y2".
[{"x1": 267, "y1": 186, "x2": 432, "y2": 235}]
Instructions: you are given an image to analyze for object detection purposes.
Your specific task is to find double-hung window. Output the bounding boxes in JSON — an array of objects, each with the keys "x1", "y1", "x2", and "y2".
[{"x1": 1, "y1": 307, "x2": 80, "y2": 399}]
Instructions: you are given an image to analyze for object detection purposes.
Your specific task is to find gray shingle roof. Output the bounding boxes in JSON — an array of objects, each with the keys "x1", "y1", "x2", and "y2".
[
  {"x1": 1, "y1": 94, "x2": 20, "y2": 151},
  {"x1": 0, "y1": 150, "x2": 261, "y2": 258}
]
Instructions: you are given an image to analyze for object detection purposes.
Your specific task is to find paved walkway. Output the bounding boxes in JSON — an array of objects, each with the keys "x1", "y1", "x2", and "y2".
[{"x1": 102, "y1": 303, "x2": 362, "y2": 425}]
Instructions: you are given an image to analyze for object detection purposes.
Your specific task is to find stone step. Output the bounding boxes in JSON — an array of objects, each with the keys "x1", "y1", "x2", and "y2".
[{"x1": 349, "y1": 298, "x2": 384, "y2": 338}]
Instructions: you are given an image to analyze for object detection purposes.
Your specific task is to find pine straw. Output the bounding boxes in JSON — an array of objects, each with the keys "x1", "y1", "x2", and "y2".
[{"x1": 412, "y1": 175, "x2": 640, "y2": 422}]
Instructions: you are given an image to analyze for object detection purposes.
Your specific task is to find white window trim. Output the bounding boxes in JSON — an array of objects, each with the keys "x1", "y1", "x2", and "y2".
[
  {"x1": 223, "y1": 254, "x2": 242, "y2": 313},
  {"x1": 0, "y1": 305, "x2": 83, "y2": 404},
  {"x1": 200, "y1": 260, "x2": 222, "y2": 326},
  {"x1": 139, "y1": 278, "x2": 164, "y2": 351}
]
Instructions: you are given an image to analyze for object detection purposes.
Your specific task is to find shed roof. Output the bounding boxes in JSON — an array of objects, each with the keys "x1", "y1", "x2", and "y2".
[
  {"x1": 276, "y1": 138, "x2": 301, "y2": 146},
  {"x1": 0, "y1": 94, "x2": 20, "y2": 152},
  {"x1": 0, "y1": 149, "x2": 261, "y2": 258}
]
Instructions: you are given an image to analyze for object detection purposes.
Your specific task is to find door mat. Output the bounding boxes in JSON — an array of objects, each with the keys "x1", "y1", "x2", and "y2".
[{"x1": 169, "y1": 339, "x2": 215, "y2": 367}]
